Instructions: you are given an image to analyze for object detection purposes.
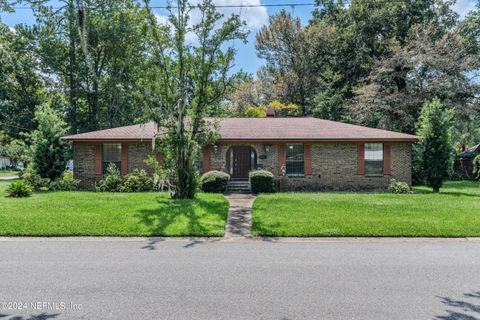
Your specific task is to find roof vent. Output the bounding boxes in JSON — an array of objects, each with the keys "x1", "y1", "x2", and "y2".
[{"x1": 266, "y1": 107, "x2": 276, "y2": 118}]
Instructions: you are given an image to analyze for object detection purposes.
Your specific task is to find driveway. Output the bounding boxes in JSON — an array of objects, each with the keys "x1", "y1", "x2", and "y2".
[{"x1": 0, "y1": 238, "x2": 479, "y2": 320}]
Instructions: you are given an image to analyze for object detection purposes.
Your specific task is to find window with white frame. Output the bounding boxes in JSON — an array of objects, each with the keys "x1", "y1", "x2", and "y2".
[
  {"x1": 103, "y1": 144, "x2": 121, "y2": 174},
  {"x1": 364, "y1": 143, "x2": 383, "y2": 176},
  {"x1": 286, "y1": 144, "x2": 304, "y2": 175}
]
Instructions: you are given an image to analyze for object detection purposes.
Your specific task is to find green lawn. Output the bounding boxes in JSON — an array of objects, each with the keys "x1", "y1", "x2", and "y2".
[
  {"x1": 0, "y1": 170, "x2": 20, "y2": 177},
  {"x1": 0, "y1": 181, "x2": 228, "y2": 236},
  {"x1": 252, "y1": 181, "x2": 480, "y2": 237}
]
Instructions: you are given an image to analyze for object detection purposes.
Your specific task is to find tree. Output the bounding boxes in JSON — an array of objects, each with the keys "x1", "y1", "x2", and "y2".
[
  {"x1": 31, "y1": 100, "x2": 69, "y2": 180},
  {"x1": 4, "y1": 139, "x2": 29, "y2": 168},
  {"x1": 27, "y1": 0, "x2": 152, "y2": 133},
  {"x1": 244, "y1": 106, "x2": 266, "y2": 118},
  {"x1": 350, "y1": 24, "x2": 480, "y2": 141},
  {"x1": 0, "y1": 23, "x2": 46, "y2": 138},
  {"x1": 143, "y1": 0, "x2": 247, "y2": 199},
  {"x1": 417, "y1": 98, "x2": 452, "y2": 193},
  {"x1": 226, "y1": 81, "x2": 262, "y2": 116},
  {"x1": 0, "y1": 0, "x2": 13, "y2": 12},
  {"x1": 267, "y1": 101, "x2": 299, "y2": 117},
  {"x1": 255, "y1": 10, "x2": 333, "y2": 114}
]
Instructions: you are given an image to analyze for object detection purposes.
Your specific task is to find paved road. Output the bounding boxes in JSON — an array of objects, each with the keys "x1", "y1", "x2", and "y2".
[{"x1": 1, "y1": 238, "x2": 479, "y2": 320}]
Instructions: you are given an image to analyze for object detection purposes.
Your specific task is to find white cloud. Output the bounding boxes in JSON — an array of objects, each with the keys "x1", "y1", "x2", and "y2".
[
  {"x1": 452, "y1": 0, "x2": 477, "y2": 19},
  {"x1": 154, "y1": 0, "x2": 268, "y2": 43}
]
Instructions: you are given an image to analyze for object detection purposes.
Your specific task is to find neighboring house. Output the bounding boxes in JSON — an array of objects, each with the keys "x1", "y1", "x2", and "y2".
[
  {"x1": 0, "y1": 156, "x2": 11, "y2": 170},
  {"x1": 63, "y1": 117, "x2": 417, "y2": 190},
  {"x1": 454, "y1": 143, "x2": 480, "y2": 179}
]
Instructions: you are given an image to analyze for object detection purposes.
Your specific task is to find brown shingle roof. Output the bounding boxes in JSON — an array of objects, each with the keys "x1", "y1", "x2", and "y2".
[{"x1": 63, "y1": 117, "x2": 417, "y2": 142}]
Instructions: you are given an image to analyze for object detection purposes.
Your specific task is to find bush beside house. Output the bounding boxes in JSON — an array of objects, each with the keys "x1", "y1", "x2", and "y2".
[
  {"x1": 96, "y1": 164, "x2": 154, "y2": 192},
  {"x1": 200, "y1": 171, "x2": 230, "y2": 193},
  {"x1": 249, "y1": 170, "x2": 275, "y2": 193}
]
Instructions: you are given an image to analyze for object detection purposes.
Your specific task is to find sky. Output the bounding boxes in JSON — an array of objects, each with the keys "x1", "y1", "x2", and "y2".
[{"x1": 1, "y1": 0, "x2": 478, "y2": 76}]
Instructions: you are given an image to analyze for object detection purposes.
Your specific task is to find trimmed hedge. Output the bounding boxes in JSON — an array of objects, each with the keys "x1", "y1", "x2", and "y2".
[
  {"x1": 249, "y1": 170, "x2": 275, "y2": 193},
  {"x1": 200, "y1": 171, "x2": 230, "y2": 193}
]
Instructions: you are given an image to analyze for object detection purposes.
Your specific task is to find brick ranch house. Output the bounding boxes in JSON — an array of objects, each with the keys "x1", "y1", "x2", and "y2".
[{"x1": 63, "y1": 117, "x2": 417, "y2": 190}]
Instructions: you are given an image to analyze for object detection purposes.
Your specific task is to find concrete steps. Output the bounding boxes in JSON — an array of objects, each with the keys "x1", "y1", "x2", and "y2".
[{"x1": 226, "y1": 179, "x2": 251, "y2": 194}]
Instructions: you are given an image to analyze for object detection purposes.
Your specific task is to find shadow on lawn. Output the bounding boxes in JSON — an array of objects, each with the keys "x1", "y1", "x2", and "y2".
[
  {"x1": 136, "y1": 195, "x2": 226, "y2": 249},
  {"x1": 414, "y1": 188, "x2": 479, "y2": 198},
  {"x1": 434, "y1": 291, "x2": 480, "y2": 320}
]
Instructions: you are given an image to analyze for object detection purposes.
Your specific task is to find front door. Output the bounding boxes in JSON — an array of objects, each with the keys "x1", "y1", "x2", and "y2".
[{"x1": 232, "y1": 146, "x2": 252, "y2": 178}]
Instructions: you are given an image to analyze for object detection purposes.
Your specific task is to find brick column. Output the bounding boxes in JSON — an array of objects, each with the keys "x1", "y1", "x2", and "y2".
[
  {"x1": 94, "y1": 144, "x2": 103, "y2": 176},
  {"x1": 304, "y1": 144, "x2": 312, "y2": 175},
  {"x1": 357, "y1": 144, "x2": 365, "y2": 175},
  {"x1": 278, "y1": 144, "x2": 286, "y2": 176},
  {"x1": 383, "y1": 143, "x2": 391, "y2": 175},
  {"x1": 121, "y1": 144, "x2": 128, "y2": 175}
]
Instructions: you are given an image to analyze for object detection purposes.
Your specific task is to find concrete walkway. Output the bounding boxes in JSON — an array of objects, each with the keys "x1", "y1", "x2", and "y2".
[
  {"x1": 0, "y1": 175, "x2": 18, "y2": 181},
  {"x1": 224, "y1": 193, "x2": 256, "y2": 238}
]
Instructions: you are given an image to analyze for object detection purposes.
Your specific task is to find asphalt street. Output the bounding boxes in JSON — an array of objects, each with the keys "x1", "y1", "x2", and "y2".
[{"x1": 0, "y1": 238, "x2": 479, "y2": 320}]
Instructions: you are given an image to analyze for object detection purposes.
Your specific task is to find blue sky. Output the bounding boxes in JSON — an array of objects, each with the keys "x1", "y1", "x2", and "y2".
[{"x1": 1, "y1": 0, "x2": 477, "y2": 76}]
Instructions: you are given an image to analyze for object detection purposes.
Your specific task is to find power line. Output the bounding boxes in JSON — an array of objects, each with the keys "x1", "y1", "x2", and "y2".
[{"x1": 11, "y1": 3, "x2": 317, "y2": 10}]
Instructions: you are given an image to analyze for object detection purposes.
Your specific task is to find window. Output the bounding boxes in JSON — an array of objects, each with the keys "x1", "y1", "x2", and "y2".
[
  {"x1": 286, "y1": 144, "x2": 304, "y2": 175},
  {"x1": 365, "y1": 143, "x2": 383, "y2": 176},
  {"x1": 103, "y1": 144, "x2": 121, "y2": 174}
]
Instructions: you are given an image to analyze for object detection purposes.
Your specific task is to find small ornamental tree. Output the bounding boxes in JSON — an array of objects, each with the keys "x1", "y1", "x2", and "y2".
[
  {"x1": 4, "y1": 139, "x2": 29, "y2": 168},
  {"x1": 143, "y1": 0, "x2": 247, "y2": 199},
  {"x1": 31, "y1": 102, "x2": 69, "y2": 180},
  {"x1": 417, "y1": 98, "x2": 452, "y2": 193},
  {"x1": 244, "y1": 106, "x2": 266, "y2": 117}
]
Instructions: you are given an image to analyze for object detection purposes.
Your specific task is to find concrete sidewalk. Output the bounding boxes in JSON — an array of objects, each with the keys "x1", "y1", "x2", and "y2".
[{"x1": 224, "y1": 193, "x2": 256, "y2": 238}]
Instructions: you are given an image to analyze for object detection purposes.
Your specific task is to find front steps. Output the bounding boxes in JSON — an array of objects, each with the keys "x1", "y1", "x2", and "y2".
[{"x1": 226, "y1": 179, "x2": 251, "y2": 194}]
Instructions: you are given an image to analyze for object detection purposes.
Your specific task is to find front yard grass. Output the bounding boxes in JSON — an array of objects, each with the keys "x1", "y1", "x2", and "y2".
[
  {"x1": 0, "y1": 181, "x2": 228, "y2": 236},
  {"x1": 0, "y1": 170, "x2": 20, "y2": 177},
  {"x1": 252, "y1": 181, "x2": 480, "y2": 237}
]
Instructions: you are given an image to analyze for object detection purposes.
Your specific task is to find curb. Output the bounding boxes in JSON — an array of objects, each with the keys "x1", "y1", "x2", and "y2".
[{"x1": 0, "y1": 236, "x2": 479, "y2": 242}]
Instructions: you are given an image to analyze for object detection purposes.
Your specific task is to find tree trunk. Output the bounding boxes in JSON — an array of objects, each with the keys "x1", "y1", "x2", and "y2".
[{"x1": 432, "y1": 186, "x2": 440, "y2": 193}]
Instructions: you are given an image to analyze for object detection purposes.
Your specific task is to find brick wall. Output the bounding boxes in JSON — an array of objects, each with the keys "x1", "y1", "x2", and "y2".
[
  {"x1": 73, "y1": 142, "x2": 157, "y2": 189},
  {"x1": 73, "y1": 143, "x2": 101, "y2": 189},
  {"x1": 75, "y1": 141, "x2": 412, "y2": 191},
  {"x1": 127, "y1": 144, "x2": 156, "y2": 174},
  {"x1": 207, "y1": 142, "x2": 412, "y2": 191},
  {"x1": 286, "y1": 143, "x2": 412, "y2": 191}
]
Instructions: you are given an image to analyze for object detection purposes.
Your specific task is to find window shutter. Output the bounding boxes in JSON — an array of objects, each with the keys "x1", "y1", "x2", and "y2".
[
  {"x1": 304, "y1": 144, "x2": 312, "y2": 175},
  {"x1": 384, "y1": 143, "x2": 391, "y2": 175},
  {"x1": 357, "y1": 144, "x2": 365, "y2": 175},
  {"x1": 121, "y1": 144, "x2": 128, "y2": 175},
  {"x1": 94, "y1": 144, "x2": 103, "y2": 176},
  {"x1": 278, "y1": 144, "x2": 286, "y2": 175},
  {"x1": 202, "y1": 145, "x2": 211, "y2": 173}
]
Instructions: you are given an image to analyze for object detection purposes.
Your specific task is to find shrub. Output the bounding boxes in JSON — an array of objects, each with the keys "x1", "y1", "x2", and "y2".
[
  {"x1": 30, "y1": 101, "x2": 69, "y2": 180},
  {"x1": 120, "y1": 170, "x2": 154, "y2": 192},
  {"x1": 249, "y1": 170, "x2": 275, "y2": 193},
  {"x1": 200, "y1": 171, "x2": 230, "y2": 193},
  {"x1": 6, "y1": 180, "x2": 32, "y2": 198},
  {"x1": 244, "y1": 106, "x2": 266, "y2": 118},
  {"x1": 22, "y1": 169, "x2": 51, "y2": 191},
  {"x1": 96, "y1": 164, "x2": 124, "y2": 192},
  {"x1": 417, "y1": 98, "x2": 452, "y2": 192},
  {"x1": 388, "y1": 179, "x2": 411, "y2": 194},
  {"x1": 50, "y1": 170, "x2": 80, "y2": 191}
]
